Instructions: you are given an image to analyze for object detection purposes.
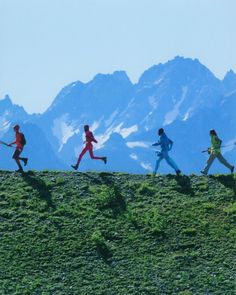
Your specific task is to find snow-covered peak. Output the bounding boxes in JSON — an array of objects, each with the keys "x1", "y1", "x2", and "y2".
[{"x1": 163, "y1": 86, "x2": 188, "y2": 125}]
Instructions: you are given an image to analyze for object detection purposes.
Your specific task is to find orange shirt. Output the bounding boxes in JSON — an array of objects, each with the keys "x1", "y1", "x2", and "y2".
[{"x1": 12, "y1": 132, "x2": 23, "y2": 150}]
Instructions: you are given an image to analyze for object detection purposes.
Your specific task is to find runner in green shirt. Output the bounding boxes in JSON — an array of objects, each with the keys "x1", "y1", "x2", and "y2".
[{"x1": 201, "y1": 130, "x2": 234, "y2": 175}]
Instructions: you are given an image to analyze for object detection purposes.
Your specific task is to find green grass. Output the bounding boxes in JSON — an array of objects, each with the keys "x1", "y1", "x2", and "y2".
[{"x1": 0, "y1": 171, "x2": 235, "y2": 294}]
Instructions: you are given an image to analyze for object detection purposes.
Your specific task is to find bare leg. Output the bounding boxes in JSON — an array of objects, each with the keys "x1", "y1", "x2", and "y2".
[{"x1": 13, "y1": 149, "x2": 23, "y2": 171}]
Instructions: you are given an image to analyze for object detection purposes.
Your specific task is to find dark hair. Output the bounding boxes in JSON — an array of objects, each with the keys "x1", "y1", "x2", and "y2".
[
  {"x1": 158, "y1": 128, "x2": 164, "y2": 135},
  {"x1": 84, "y1": 125, "x2": 89, "y2": 131},
  {"x1": 210, "y1": 129, "x2": 217, "y2": 136},
  {"x1": 13, "y1": 124, "x2": 20, "y2": 131}
]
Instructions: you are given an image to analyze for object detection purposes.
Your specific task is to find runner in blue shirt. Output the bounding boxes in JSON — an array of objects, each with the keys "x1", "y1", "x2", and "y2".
[{"x1": 152, "y1": 128, "x2": 181, "y2": 175}]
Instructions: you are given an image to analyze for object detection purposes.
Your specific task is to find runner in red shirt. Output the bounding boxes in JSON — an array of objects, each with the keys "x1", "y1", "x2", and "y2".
[
  {"x1": 8, "y1": 125, "x2": 28, "y2": 172},
  {"x1": 71, "y1": 125, "x2": 107, "y2": 170}
]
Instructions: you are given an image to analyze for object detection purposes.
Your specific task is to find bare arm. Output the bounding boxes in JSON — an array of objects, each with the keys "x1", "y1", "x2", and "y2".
[{"x1": 8, "y1": 140, "x2": 16, "y2": 146}]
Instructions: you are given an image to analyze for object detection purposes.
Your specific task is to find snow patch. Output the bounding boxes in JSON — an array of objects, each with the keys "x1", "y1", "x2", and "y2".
[
  {"x1": 148, "y1": 96, "x2": 159, "y2": 110},
  {"x1": 137, "y1": 84, "x2": 152, "y2": 92},
  {"x1": 140, "y1": 162, "x2": 152, "y2": 171},
  {"x1": 183, "y1": 107, "x2": 193, "y2": 121},
  {"x1": 93, "y1": 123, "x2": 124, "y2": 150},
  {"x1": 70, "y1": 82, "x2": 77, "y2": 88},
  {"x1": 154, "y1": 78, "x2": 163, "y2": 85},
  {"x1": 140, "y1": 96, "x2": 160, "y2": 131},
  {"x1": 118, "y1": 97, "x2": 135, "y2": 118},
  {"x1": 105, "y1": 109, "x2": 119, "y2": 127},
  {"x1": 119, "y1": 125, "x2": 138, "y2": 138},
  {"x1": 52, "y1": 114, "x2": 79, "y2": 152},
  {"x1": 164, "y1": 86, "x2": 188, "y2": 126},
  {"x1": 224, "y1": 89, "x2": 236, "y2": 97},
  {"x1": 126, "y1": 141, "x2": 149, "y2": 148},
  {"x1": 90, "y1": 120, "x2": 100, "y2": 132},
  {"x1": 130, "y1": 153, "x2": 138, "y2": 160},
  {"x1": 0, "y1": 116, "x2": 10, "y2": 135},
  {"x1": 94, "y1": 123, "x2": 138, "y2": 151}
]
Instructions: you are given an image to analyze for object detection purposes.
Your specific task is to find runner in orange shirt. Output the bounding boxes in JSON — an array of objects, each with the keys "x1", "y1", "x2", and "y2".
[{"x1": 8, "y1": 125, "x2": 28, "y2": 172}]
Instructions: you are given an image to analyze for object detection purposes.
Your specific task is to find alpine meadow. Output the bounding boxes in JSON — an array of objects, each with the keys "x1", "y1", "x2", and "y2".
[{"x1": 0, "y1": 171, "x2": 235, "y2": 294}]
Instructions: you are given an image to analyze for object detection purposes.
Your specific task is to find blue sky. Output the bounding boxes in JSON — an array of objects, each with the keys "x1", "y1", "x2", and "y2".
[{"x1": 0, "y1": 0, "x2": 235, "y2": 113}]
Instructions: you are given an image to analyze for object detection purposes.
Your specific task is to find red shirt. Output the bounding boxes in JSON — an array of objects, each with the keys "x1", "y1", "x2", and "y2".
[{"x1": 85, "y1": 131, "x2": 97, "y2": 145}]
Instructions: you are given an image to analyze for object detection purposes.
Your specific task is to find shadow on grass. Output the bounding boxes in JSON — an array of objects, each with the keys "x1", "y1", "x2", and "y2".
[
  {"x1": 83, "y1": 172, "x2": 103, "y2": 185},
  {"x1": 110, "y1": 185, "x2": 127, "y2": 217},
  {"x1": 83, "y1": 172, "x2": 114, "y2": 186},
  {"x1": 84, "y1": 173, "x2": 126, "y2": 217},
  {"x1": 210, "y1": 174, "x2": 236, "y2": 200},
  {"x1": 175, "y1": 175, "x2": 195, "y2": 196},
  {"x1": 99, "y1": 172, "x2": 114, "y2": 185},
  {"x1": 102, "y1": 186, "x2": 127, "y2": 218},
  {"x1": 22, "y1": 171, "x2": 55, "y2": 209},
  {"x1": 95, "y1": 243, "x2": 113, "y2": 265}
]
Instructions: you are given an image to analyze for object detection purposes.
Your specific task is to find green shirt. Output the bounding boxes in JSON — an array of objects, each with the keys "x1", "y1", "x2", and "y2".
[{"x1": 210, "y1": 135, "x2": 222, "y2": 154}]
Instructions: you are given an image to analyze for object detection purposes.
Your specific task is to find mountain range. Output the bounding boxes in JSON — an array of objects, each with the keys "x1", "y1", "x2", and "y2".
[{"x1": 1, "y1": 56, "x2": 236, "y2": 174}]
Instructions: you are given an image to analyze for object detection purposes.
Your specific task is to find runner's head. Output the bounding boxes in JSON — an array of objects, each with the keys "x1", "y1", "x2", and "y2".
[
  {"x1": 158, "y1": 128, "x2": 164, "y2": 136},
  {"x1": 13, "y1": 124, "x2": 20, "y2": 132},
  {"x1": 84, "y1": 125, "x2": 89, "y2": 132},
  {"x1": 210, "y1": 129, "x2": 217, "y2": 136}
]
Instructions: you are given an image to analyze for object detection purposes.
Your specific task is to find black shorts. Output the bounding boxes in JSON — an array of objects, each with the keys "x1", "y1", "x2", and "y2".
[{"x1": 13, "y1": 148, "x2": 22, "y2": 159}]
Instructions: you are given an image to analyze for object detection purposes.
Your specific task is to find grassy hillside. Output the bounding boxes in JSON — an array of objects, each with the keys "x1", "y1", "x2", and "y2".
[{"x1": 0, "y1": 171, "x2": 235, "y2": 295}]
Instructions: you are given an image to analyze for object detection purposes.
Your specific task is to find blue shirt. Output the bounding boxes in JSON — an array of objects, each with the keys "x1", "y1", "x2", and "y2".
[{"x1": 153, "y1": 133, "x2": 173, "y2": 152}]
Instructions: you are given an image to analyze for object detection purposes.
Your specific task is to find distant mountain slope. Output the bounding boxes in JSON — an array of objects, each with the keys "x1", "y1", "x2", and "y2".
[
  {"x1": 0, "y1": 122, "x2": 66, "y2": 170},
  {"x1": 0, "y1": 95, "x2": 29, "y2": 136},
  {"x1": 1, "y1": 56, "x2": 236, "y2": 172}
]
